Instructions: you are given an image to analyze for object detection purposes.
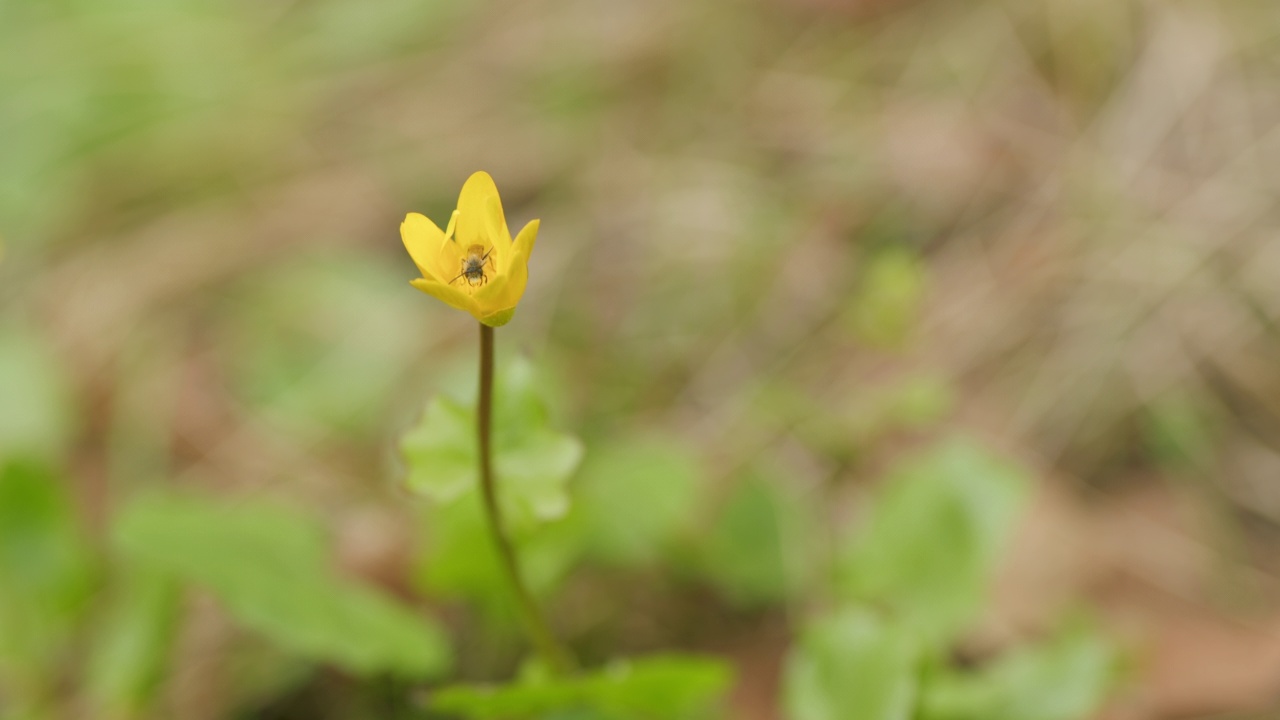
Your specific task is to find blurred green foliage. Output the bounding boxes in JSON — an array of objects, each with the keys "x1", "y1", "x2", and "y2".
[
  {"x1": 416, "y1": 489, "x2": 582, "y2": 619},
  {"x1": 0, "y1": 0, "x2": 467, "y2": 250},
  {"x1": 571, "y1": 436, "x2": 702, "y2": 568},
  {"x1": 696, "y1": 466, "x2": 816, "y2": 608},
  {"x1": 836, "y1": 438, "x2": 1028, "y2": 648},
  {"x1": 784, "y1": 608, "x2": 918, "y2": 720},
  {"x1": 217, "y1": 253, "x2": 430, "y2": 440},
  {"x1": 1, "y1": 1, "x2": 288, "y2": 246},
  {"x1": 785, "y1": 439, "x2": 1118, "y2": 720},
  {"x1": 114, "y1": 494, "x2": 450, "y2": 679},
  {"x1": 1142, "y1": 391, "x2": 1220, "y2": 473},
  {"x1": 405, "y1": 383, "x2": 1119, "y2": 720},
  {"x1": 920, "y1": 620, "x2": 1118, "y2": 720},
  {"x1": 84, "y1": 570, "x2": 179, "y2": 719},
  {"x1": 0, "y1": 459, "x2": 94, "y2": 715},
  {"x1": 431, "y1": 656, "x2": 732, "y2": 720},
  {"x1": 403, "y1": 356, "x2": 584, "y2": 524},
  {"x1": 843, "y1": 248, "x2": 928, "y2": 349},
  {"x1": 0, "y1": 325, "x2": 74, "y2": 462}
]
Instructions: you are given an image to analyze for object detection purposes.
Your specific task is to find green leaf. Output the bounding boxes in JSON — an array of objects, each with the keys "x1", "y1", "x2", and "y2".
[
  {"x1": 844, "y1": 248, "x2": 927, "y2": 349},
  {"x1": 0, "y1": 325, "x2": 74, "y2": 461},
  {"x1": 836, "y1": 437, "x2": 1029, "y2": 647},
  {"x1": 882, "y1": 373, "x2": 954, "y2": 430},
  {"x1": 430, "y1": 654, "x2": 733, "y2": 720},
  {"x1": 921, "y1": 621, "x2": 1119, "y2": 720},
  {"x1": 497, "y1": 427, "x2": 584, "y2": 522},
  {"x1": 574, "y1": 436, "x2": 703, "y2": 566},
  {"x1": 697, "y1": 467, "x2": 817, "y2": 607},
  {"x1": 587, "y1": 656, "x2": 732, "y2": 718},
  {"x1": 783, "y1": 607, "x2": 918, "y2": 720},
  {"x1": 416, "y1": 491, "x2": 581, "y2": 614},
  {"x1": 432, "y1": 676, "x2": 582, "y2": 718},
  {"x1": 0, "y1": 459, "x2": 94, "y2": 688},
  {"x1": 84, "y1": 570, "x2": 179, "y2": 718},
  {"x1": 402, "y1": 396, "x2": 476, "y2": 504},
  {"x1": 843, "y1": 374, "x2": 956, "y2": 448},
  {"x1": 1142, "y1": 391, "x2": 1217, "y2": 472},
  {"x1": 113, "y1": 494, "x2": 450, "y2": 678},
  {"x1": 401, "y1": 356, "x2": 584, "y2": 525}
]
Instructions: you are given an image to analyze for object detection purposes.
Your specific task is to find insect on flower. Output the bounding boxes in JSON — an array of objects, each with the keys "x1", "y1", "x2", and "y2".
[
  {"x1": 400, "y1": 171, "x2": 540, "y2": 327},
  {"x1": 452, "y1": 244, "x2": 494, "y2": 288}
]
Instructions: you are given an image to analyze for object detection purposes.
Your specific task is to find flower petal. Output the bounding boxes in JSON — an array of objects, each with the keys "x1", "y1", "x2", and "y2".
[
  {"x1": 456, "y1": 171, "x2": 511, "y2": 259},
  {"x1": 444, "y1": 209, "x2": 459, "y2": 240},
  {"x1": 400, "y1": 213, "x2": 449, "y2": 281},
  {"x1": 510, "y1": 218, "x2": 540, "y2": 261},
  {"x1": 498, "y1": 219, "x2": 539, "y2": 307},
  {"x1": 472, "y1": 267, "x2": 513, "y2": 310},
  {"x1": 436, "y1": 240, "x2": 467, "y2": 286},
  {"x1": 485, "y1": 196, "x2": 513, "y2": 267},
  {"x1": 410, "y1": 278, "x2": 479, "y2": 317},
  {"x1": 479, "y1": 306, "x2": 516, "y2": 327}
]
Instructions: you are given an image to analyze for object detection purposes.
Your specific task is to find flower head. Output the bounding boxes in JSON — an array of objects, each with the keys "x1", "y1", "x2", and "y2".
[{"x1": 401, "y1": 171, "x2": 539, "y2": 327}]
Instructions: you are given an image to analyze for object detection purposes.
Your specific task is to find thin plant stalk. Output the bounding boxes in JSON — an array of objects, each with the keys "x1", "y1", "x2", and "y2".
[{"x1": 476, "y1": 323, "x2": 575, "y2": 674}]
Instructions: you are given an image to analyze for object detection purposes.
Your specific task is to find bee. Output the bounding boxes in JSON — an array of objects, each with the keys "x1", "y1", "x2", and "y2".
[{"x1": 451, "y1": 244, "x2": 494, "y2": 288}]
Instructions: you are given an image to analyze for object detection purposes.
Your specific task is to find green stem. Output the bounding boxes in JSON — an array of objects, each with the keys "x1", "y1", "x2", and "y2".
[{"x1": 476, "y1": 323, "x2": 574, "y2": 674}]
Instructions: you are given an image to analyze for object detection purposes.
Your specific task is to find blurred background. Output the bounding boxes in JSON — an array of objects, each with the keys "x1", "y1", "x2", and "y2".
[{"x1": 2, "y1": 0, "x2": 1280, "y2": 718}]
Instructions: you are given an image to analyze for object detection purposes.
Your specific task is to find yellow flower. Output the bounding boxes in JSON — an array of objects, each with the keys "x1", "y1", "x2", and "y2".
[{"x1": 400, "y1": 171, "x2": 540, "y2": 327}]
